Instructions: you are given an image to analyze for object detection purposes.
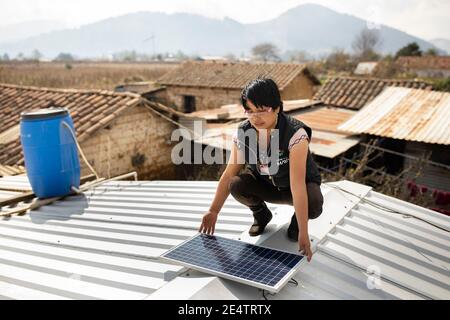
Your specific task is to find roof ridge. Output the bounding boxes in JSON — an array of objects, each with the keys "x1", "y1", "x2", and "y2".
[
  {"x1": 327, "y1": 76, "x2": 429, "y2": 83},
  {"x1": 0, "y1": 83, "x2": 142, "y2": 99}
]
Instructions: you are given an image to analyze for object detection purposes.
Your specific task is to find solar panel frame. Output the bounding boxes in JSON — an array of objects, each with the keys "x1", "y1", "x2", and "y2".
[{"x1": 160, "y1": 233, "x2": 306, "y2": 293}]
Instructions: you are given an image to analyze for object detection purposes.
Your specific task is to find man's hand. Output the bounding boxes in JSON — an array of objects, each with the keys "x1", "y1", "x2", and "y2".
[
  {"x1": 199, "y1": 210, "x2": 218, "y2": 235},
  {"x1": 299, "y1": 232, "x2": 313, "y2": 262}
]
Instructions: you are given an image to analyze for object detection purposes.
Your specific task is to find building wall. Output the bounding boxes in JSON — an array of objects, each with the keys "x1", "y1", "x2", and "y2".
[
  {"x1": 415, "y1": 69, "x2": 450, "y2": 78},
  {"x1": 280, "y1": 74, "x2": 316, "y2": 100},
  {"x1": 162, "y1": 73, "x2": 316, "y2": 112},
  {"x1": 79, "y1": 104, "x2": 178, "y2": 180},
  {"x1": 163, "y1": 86, "x2": 241, "y2": 112}
]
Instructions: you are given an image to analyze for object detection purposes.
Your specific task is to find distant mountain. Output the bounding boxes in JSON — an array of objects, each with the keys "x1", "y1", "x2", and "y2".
[
  {"x1": 430, "y1": 38, "x2": 450, "y2": 54},
  {"x1": 0, "y1": 20, "x2": 67, "y2": 44},
  {"x1": 0, "y1": 4, "x2": 439, "y2": 58}
]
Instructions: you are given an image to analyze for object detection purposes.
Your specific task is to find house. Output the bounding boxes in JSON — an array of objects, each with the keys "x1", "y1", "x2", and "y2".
[
  {"x1": 354, "y1": 61, "x2": 379, "y2": 76},
  {"x1": 313, "y1": 76, "x2": 431, "y2": 110},
  {"x1": 339, "y1": 87, "x2": 450, "y2": 208},
  {"x1": 155, "y1": 61, "x2": 321, "y2": 113},
  {"x1": 396, "y1": 56, "x2": 450, "y2": 78},
  {"x1": 0, "y1": 83, "x2": 181, "y2": 180},
  {"x1": 0, "y1": 176, "x2": 448, "y2": 299}
]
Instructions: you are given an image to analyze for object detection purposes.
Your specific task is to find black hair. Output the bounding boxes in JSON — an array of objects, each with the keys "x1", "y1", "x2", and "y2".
[{"x1": 240, "y1": 78, "x2": 283, "y2": 112}]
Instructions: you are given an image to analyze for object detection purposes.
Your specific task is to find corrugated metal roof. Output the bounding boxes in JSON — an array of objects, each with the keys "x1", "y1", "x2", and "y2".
[
  {"x1": 338, "y1": 87, "x2": 450, "y2": 145},
  {"x1": 1, "y1": 178, "x2": 449, "y2": 300},
  {"x1": 192, "y1": 121, "x2": 360, "y2": 159},
  {"x1": 0, "y1": 175, "x2": 31, "y2": 192},
  {"x1": 291, "y1": 106, "x2": 356, "y2": 134},
  {"x1": 186, "y1": 100, "x2": 322, "y2": 121},
  {"x1": 0, "y1": 179, "x2": 265, "y2": 300},
  {"x1": 150, "y1": 181, "x2": 450, "y2": 300},
  {"x1": 354, "y1": 62, "x2": 378, "y2": 75}
]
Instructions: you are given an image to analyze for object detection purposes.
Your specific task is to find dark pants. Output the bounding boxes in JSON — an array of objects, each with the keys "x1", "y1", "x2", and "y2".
[{"x1": 229, "y1": 171, "x2": 324, "y2": 220}]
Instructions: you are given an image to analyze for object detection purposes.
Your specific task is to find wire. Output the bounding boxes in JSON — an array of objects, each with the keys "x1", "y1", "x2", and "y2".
[
  {"x1": 288, "y1": 278, "x2": 299, "y2": 286},
  {"x1": 261, "y1": 290, "x2": 276, "y2": 300},
  {"x1": 62, "y1": 121, "x2": 100, "y2": 179},
  {"x1": 327, "y1": 184, "x2": 449, "y2": 233}
]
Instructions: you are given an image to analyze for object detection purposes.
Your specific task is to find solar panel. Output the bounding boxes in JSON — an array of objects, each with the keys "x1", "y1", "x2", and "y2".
[{"x1": 160, "y1": 233, "x2": 305, "y2": 293}]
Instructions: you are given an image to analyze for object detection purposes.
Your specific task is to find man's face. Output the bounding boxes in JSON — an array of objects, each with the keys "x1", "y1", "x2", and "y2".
[{"x1": 244, "y1": 100, "x2": 278, "y2": 130}]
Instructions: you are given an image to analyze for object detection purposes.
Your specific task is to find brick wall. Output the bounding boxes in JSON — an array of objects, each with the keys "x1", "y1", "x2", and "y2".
[
  {"x1": 164, "y1": 86, "x2": 241, "y2": 112},
  {"x1": 79, "y1": 104, "x2": 178, "y2": 180},
  {"x1": 280, "y1": 74, "x2": 316, "y2": 100}
]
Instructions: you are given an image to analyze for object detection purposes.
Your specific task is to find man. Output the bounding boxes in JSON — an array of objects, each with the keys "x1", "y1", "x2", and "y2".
[{"x1": 199, "y1": 78, "x2": 324, "y2": 262}]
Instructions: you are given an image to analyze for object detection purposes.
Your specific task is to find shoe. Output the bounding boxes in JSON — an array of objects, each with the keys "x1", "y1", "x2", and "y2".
[
  {"x1": 287, "y1": 213, "x2": 299, "y2": 242},
  {"x1": 248, "y1": 203, "x2": 273, "y2": 236}
]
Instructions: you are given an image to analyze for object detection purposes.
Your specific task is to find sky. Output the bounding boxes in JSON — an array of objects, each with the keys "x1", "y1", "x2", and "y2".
[{"x1": 0, "y1": 0, "x2": 449, "y2": 40}]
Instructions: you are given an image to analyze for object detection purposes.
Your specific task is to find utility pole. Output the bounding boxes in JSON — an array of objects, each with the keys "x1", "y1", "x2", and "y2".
[{"x1": 143, "y1": 33, "x2": 156, "y2": 60}]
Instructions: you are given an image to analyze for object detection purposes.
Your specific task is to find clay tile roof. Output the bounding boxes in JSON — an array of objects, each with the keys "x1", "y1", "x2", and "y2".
[
  {"x1": 157, "y1": 61, "x2": 320, "y2": 90},
  {"x1": 313, "y1": 76, "x2": 432, "y2": 110},
  {"x1": 0, "y1": 83, "x2": 143, "y2": 166},
  {"x1": 396, "y1": 56, "x2": 450, "y2": 70},
  {"x1": 0, "y1": 164, "x2": 26, "y2": 177}
]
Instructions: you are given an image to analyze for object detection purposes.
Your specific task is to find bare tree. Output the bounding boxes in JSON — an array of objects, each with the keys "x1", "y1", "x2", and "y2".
[
  {"x1": 251, "y1": 43, "x2": 280, "y2": 62},
  {"x1": 352, "y1": 28, "x2": 382, "y2": 61},
  {"x1": 31, "y1": 49, "x2": 43, "y2": 61},
  {"x1": 325, "y1": 48, "x2": 355, "y2": 72},
  {"x1": 288, "y1": 50, "x2": 311, "y2": 63}
]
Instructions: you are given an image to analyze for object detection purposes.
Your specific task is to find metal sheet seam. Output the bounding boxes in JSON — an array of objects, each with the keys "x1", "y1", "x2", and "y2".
[{"x1": 316, "y1": 246, "x2": 432, "y2": 300}]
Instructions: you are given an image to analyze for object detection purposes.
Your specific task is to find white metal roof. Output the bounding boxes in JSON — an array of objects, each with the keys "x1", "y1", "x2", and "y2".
[
  {"x1": 150, "y1": 181, "x2": 450, "y2": 300},
  {"x1": 0, "y1": 178, "x2": 449, "y2": 300},
  {"x1": 0, "y1": 179, "x2": 263, "y2": 300}
]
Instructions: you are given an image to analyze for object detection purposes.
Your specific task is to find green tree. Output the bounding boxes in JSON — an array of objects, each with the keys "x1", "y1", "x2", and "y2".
[
  {"x1": 54, "y1": 52, "x2": 75, "y2": 62},
  {"x1": 424, "y1": 48, "x2": 438, "y2": 56},
  {"x1": 433, "y1": 77, "x2": 450, "y2": 92},
  {"x1": 395, "y1": 42, "x2": 422, "y2": 58}
]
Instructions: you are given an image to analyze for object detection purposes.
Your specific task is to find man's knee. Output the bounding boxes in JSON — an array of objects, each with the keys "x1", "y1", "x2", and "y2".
[
  {"x1": 308, "y1": 183, "x2": 324, "y2": 220},
  {"x1": 309, "y1": 204, "x2": 323, "y2": 220},
  {"x1": 229, "y1": 174, "x2": 253, "y2": 197},
  {"x1": 229, "y1": 175, "x2": 243, "y2": 196}
]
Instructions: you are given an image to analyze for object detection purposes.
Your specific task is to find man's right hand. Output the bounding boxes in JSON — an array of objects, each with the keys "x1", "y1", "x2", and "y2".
[{"x1": 199, "y1": 210, "x2": 218, "y2": 235}]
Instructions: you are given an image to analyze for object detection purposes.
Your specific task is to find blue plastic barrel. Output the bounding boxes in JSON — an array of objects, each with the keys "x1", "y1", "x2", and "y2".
[{"x1": 20, "y1": 107, "x2": 80, "y2": 198}]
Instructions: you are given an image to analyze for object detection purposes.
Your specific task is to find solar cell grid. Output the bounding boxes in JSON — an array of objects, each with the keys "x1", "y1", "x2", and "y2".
[{"x1": 160, "y1": 233, "x2": 305, "y2": 292}]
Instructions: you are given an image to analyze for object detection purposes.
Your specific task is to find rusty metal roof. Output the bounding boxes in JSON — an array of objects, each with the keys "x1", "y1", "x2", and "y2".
[
  {"x1": 186, "y1": 99, "x2": 322, "y2": 121},
  {"x1": 291, "y1": 106, "x2": 357, "y2": 134},
  {"x1": 189, "y1": 116, "x2": 360, "y2": 159},
  {"x1": 338, "y1": 87, "x2": 450, "y2": 145}
]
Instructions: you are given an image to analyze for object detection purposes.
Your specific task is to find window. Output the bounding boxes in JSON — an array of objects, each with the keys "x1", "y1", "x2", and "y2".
[{"x1": 183, "y1": 95, "x2": 196, "y2": 113}]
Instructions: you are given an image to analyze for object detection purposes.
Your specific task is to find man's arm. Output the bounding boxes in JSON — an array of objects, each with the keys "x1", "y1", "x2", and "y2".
[
  {"x1": 199, "y1": 142, "x2": 244, "y2": 234},
  {"x1": 289, "y1": 137, "x2": 312, "y2": 261}
]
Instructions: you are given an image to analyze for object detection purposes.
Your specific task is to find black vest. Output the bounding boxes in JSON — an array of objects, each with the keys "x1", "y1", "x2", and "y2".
[{"x1": 235, "y1": 112, "x2": 322, "y2": 190}]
